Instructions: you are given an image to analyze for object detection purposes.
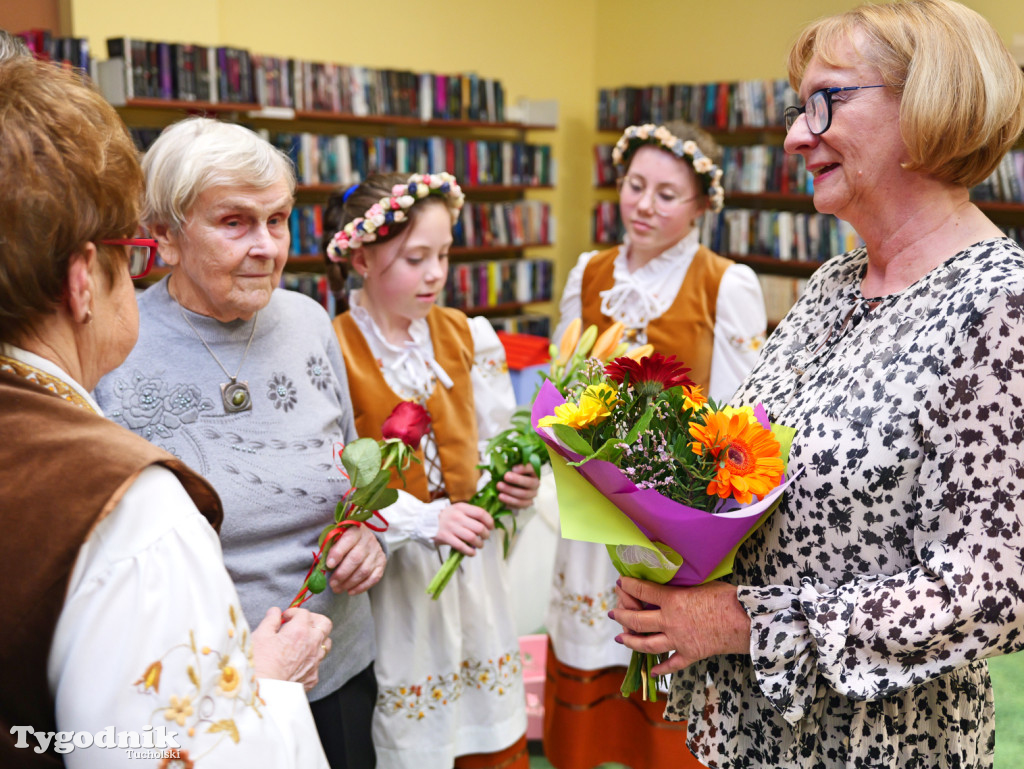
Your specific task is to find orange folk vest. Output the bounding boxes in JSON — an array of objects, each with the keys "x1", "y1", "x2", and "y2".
[
  {"x1": 333, "y1": 306, "x2": 481, "y2": 503},
  {"x1": 580, "y1": 245, "x2": 732, "y2": 392},
  {"x1": 0, "y1": 369, "x2": 223, "y2": 769}
]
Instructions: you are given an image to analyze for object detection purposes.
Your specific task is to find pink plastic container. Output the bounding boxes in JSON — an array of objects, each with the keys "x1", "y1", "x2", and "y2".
[{"x1": 519, "y1": 634, "x2": 547, "y2": 740}]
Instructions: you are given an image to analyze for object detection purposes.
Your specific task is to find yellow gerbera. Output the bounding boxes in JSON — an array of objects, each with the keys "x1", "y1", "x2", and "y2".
[
  {"x1": 689, "y1": 411, "x2": 784, "y2": 505},
  {"x1": 538, "y1": 384, "x2": 618, "y2": 430}
]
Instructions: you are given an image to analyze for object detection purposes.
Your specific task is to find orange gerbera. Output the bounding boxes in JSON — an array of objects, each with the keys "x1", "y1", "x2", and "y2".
[{"x1": 689, "y1": 411, "x2": 784, "y2": 505}]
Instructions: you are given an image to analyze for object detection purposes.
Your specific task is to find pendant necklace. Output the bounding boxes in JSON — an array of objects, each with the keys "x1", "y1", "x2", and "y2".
[{"x1": 179, "y1": 307, "x2": 259, "y2": 413}]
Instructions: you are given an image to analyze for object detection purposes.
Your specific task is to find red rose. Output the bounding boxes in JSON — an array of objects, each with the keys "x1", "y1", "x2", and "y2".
[{"x1": 382, "y1": 401, "x2": 431, "y2": 447}]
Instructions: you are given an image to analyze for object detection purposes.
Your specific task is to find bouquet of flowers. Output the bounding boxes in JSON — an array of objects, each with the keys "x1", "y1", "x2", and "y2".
[
  {"x1": 532, "y1": 353, "x2": 798, "y2": 700},
  {"x1": 290, "y1": 402, "x2": 429, "y2": 608},
  {"x1": 425, "y1": 319, "x2": 639, "y2": 599}
]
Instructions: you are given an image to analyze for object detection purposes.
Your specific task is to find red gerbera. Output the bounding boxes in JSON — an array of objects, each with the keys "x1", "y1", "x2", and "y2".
[{"x1": 604, "y1": 352, "x2": 694, "y2": 391}]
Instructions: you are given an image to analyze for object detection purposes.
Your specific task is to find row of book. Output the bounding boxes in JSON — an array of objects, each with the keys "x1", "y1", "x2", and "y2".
[
  {"x1": 15, "y1": 30, "x2": 91, "y2": 71},
  {"x1": 597, "y1": 80, "x2": 798, "y2": 132},
  {"x1": 456, "y1": 201, "x2": 554, "y2": 250},
  {"x1": 280, "y1": 270, "x2": 557, "y2": 327},
  {"x1": 591, "y1": 202, "x2": 624, "y2": 245},
  {"x1": 443, "y1": 259, "x2": 555, "y2": 311},
  {"x1": 595, "y1": 142, "x2": 811, "y2": 195},
  {"x1": 593, "y1": 202, "x2": 861, "y2": 264},
  {"x1": 971, "y1": 150, "x2": 1024, "y2": 204},
  {"x1": 288, "y1": 201, "x2": 554, "y2": 258},
  {"x1": 266, "y1": 133, "x2": 554, "y2": 189},
  {"x1": 96, "y1": 36, "x2": 508, "y2": 122},
  {"x1": 256, "y1": 57, "x2": 506, "y2": 122},
  {"x1": 758, "y1": 275, "x2": 810, "y2": 327},
  {"x1": 489, "y1": 314, "x2": 551, "y2": 338},
  {"x1": 699, "y1": 208, "x2": 863, "y2": 263},
  {"x1": 98, "y1": 39, "x2": 247, "y2": 103},
  {"x1": 720, "y1": 145, "x2": 812, "y2": 196}
]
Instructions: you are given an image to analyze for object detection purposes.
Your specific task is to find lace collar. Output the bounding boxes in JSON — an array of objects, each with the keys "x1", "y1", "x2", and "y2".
[
  {"x1": 348, "y1": 290, "x2": 454, "y2": 392},
  {"x1": 600, "y1": 229, "x2": 701, "y2": 328}
]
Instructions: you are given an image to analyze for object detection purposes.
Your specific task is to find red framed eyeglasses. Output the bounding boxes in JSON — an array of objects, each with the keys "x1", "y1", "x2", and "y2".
[{"x1": 101, "y1": 238, "x2": 159, "y2": 278}]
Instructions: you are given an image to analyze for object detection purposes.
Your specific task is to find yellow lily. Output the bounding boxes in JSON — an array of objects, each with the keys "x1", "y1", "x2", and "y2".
[{"x1": 591, "y1": 322, "x2": 625, "y2": 361}]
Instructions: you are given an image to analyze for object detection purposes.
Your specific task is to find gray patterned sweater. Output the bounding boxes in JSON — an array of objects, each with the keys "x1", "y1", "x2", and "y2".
[{"x1": 94, "y1": 278, "x2": 373, "y2": 701}]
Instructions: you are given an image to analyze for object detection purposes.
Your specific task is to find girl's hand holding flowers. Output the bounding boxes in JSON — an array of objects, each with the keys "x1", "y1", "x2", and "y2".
[
  {"x1": 435, "y1": 503, "x2": 495, "y2": 556},
  {"x1": 495, "y1": 463, "x2": 540, "y2": 509}
]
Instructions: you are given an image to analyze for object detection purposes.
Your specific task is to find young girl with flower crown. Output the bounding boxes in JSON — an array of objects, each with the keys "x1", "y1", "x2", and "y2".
[
  {"x1": 321, "y1": 172, "x2": 539, "y2": 769},
  {"x1": 543, "y1": 122, "x2": 768, "y2": 769}
]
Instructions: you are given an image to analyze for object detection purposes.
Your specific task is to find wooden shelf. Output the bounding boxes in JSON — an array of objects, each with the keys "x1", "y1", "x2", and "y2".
[
  {"x1": 727, "y1": 254, "x2": 824, "y2": 278},
  {"x1": 115, "y1": 98, "x2": 262, "y2": 113},
  {"x1": 114, "y1": 99, "x2": 555, "y2": 132}
]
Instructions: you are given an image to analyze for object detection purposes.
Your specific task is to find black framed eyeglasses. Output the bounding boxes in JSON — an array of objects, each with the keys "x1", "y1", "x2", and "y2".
[
  {"x1": 101, "y1": 238, "x2": 159, "y2": 278},
  {"x1": 784, "y1": 85, "x2": 886, "y2": 135}
]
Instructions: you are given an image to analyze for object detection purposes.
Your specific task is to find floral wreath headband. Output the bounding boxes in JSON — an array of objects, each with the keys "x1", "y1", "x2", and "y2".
[
  {"x1": 326, "y1": 172, "x2": 466, "y2": 262},
  {"x1": 612, "y1": 124, "x2": 726, "y2": 213}
]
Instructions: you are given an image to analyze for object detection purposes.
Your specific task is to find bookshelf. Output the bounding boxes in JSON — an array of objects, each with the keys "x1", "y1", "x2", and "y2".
[
  {"x1": 93, "y1": 41, "x2": 558, "y2": 336},
  {"x1": 593, "y1": 78, "x2": 1024, "y2": 326}
]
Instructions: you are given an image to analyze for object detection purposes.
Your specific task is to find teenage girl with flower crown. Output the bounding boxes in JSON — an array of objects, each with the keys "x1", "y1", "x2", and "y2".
[
  {"x1": 543, "y1": 122, "x2": 768, "y2": 769},
  {"x1": 321, "y1": 172, "x2": 540, "y2": 769}
]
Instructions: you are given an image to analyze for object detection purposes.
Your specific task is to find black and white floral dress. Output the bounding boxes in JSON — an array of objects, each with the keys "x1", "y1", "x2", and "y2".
[{"x1": 665, "y1": 238, "x2": 1024, "y2": 768}]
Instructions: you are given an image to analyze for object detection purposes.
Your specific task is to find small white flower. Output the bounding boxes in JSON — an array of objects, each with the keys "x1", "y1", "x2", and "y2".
[
  {"x1": 693, "y1": 157, "x2": 713, "y2": 173},
  {"x1": 393, "y1": 210, "x2": 407, "y2": 222},
  {"x1": 396, "y1": 195, "x2": 415, "y2": 208},
  {"x1": 682, "y1": 140, "x2": 698, "y2": 155}
]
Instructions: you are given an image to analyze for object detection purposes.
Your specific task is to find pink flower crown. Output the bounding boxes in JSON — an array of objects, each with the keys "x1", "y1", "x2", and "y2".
[
  {"x1": 612, "y1": 124, "x2": 726, "y2": 213},
  {"x1": 326, "y1": 172, "x2": 466, "y2": 262}
]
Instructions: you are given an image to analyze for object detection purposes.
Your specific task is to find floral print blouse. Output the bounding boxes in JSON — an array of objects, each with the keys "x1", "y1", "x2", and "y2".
[{"x1": 666, "y1": 238, "x2": 1024, "y2": 768}]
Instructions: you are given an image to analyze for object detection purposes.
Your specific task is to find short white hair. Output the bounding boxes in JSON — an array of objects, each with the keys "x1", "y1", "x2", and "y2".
[{"x1": 142, "y1": 116, "x2": 296, "y2": 232}]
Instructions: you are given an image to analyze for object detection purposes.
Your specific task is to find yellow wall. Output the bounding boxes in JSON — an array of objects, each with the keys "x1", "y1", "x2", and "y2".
[{"x1": 67, "y1": 0, "x2": 1024, "y2": 311}]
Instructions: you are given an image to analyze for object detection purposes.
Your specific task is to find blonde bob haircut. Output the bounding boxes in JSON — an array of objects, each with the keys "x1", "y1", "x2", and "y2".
[
  {"x1": 142, "y1": 116, "x2": 296, "y2": 234},
  {"x1": 787, "y1": 0, "x2": 1024, "y2": 188}
]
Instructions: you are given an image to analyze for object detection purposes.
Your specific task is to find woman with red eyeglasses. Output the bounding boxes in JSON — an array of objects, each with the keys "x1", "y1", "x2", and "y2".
[{"x1": 0, "y1": 57, "x2": 332, "y2": 768}]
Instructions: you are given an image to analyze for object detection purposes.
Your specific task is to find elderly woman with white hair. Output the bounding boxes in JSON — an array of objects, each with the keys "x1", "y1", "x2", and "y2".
[{"x1": 94, "y1": 117, "x2": 386, "y2": 769}]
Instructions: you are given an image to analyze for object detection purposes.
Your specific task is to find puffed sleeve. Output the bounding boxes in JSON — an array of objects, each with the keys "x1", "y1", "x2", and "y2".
[
  {"x1": 736, "y1": 288, "x2": 1024, "y2": 726},
  {"x1": 49, "y1": 466, "x2": 329, "y2": 768},
  {"x1": 708, "y1": 263, "x2": 767, "y2": 403},
  {"x1": 552, "y1": 250, "x2": 600, "y2": 345}
]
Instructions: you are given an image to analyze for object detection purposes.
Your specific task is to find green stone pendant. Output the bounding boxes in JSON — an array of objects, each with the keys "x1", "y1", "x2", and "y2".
[{"x1": 220, "y1": 379, "x2": 252, "y2": 413}]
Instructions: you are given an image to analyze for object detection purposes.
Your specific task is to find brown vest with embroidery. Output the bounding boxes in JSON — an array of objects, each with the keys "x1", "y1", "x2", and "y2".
[
  {"x1": 333, "y1": 306, "x2": 481, "y2": 503},
  {"x1": 580, "y1": 245, "x2": 733, "y2": 392},
  {"x1": 0, "y1": 370, "x2": 223, "y2": 769}
]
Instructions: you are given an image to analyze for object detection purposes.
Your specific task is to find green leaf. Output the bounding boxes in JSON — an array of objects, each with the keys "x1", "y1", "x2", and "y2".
[
  {"x1": 550, "y1": 423, "x2": 595, "y2": 456},
  {"x1": 492, "y1": 451, "x2": 509, "y2": 479},
  {"x1": 588, "y1": 437, "x2": 625, "y2": 465},
  {"x1": 360, "y1": 486, "x2": 398, "y2": 515},
  {"x1": 341, "y1": 438, "x2": 383, "y2": 489},
  {"x1": 347, "y1": 469, "x2": 390, "y2": 509},
  {"x1": 624, "y1": 408, "x2": 654, "y2": 444}
]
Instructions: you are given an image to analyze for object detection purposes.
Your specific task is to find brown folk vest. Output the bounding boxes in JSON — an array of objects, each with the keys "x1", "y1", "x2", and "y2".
[
  {"x1": 580, "y1": 245, "x2": 732, "y2": 392},
  {"x1": 0, "y1": 370, "x2": 223, "y2": 769},
  {"x1": 333, "y1": 306, "x2": 481, "y2": 503}
]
